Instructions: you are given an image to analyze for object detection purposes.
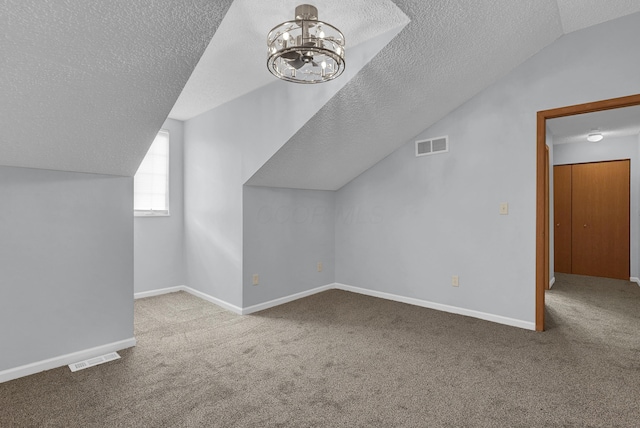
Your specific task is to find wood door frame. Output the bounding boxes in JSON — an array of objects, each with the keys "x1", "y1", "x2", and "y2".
[
  {"x1": 536, "y1": 94, "x2": 640, "y2": 331},
  {"x1": 544, "y1": 145, "x2": 550, "y2": 291}
]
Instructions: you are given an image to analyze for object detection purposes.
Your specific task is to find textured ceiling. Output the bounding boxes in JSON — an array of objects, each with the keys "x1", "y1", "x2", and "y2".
[
  {"x1": 548, "y1": 105, "x2": 640, "y2": 145},
  {"x1": 0, "y1": 0, "x2": 233, "y2": 176},
  {"x1": 247, "y1": 1, "x2": 640, "y2": 190},
  {"x1": 556, "y1": 0, "x2": 640, "y2": 33},
  {"x1": 3, "y1": 1, "x2": 640, "y2": 180},
  {"x1": 169, "y1": 0, "x2": 409, "y2": 120}
]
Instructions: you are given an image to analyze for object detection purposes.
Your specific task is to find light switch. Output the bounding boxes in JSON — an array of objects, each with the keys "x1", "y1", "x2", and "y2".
[{"x1": 499, "y1": 203, "x2": 509, "y2": 215}]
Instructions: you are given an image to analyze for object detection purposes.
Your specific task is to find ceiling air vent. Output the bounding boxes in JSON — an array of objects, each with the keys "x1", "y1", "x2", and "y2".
[{"x1": 415, "y1": 136, "x2": 448, "y2": 157}]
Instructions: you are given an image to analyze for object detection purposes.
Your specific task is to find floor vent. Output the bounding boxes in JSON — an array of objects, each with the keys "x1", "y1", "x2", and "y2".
[
  {"x1": 68, "y1": 352, "x2": 121, "y2": 372},
  {"x1": 415, "y1": 135, "x2": 448, "y2": 157}
]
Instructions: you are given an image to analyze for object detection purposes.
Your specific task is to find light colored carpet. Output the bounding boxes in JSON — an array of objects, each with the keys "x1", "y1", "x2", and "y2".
[{"x1": 2, "y1": 274, "x2": 639, "y2": 427}]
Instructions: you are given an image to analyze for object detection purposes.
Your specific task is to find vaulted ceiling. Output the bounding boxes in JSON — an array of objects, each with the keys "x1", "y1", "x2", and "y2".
[
  {"x1": 245, "y1": 1, "x2": 640, "y2": 190},
  {"x1": 2, "y1": 1, "x2": 639, "y2": 184},
  {"x1": 0, "y1": 0, "x2": 233, "y2": 176},
  {"x1": 169, "y1": 0, "x2": 410, "y2": 120}
]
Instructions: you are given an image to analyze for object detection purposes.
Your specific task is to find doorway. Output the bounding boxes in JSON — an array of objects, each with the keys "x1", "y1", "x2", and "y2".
[{"x1": 535, "y1": 94, "x2": 640, "y2": 331}]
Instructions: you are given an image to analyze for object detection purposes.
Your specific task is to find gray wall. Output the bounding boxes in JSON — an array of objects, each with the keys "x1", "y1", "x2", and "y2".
[
  {"x1": 134, "y1": 118, "x2": 185, "y2": 293},
  {"x1": 184, "y1": 106, "x2": 244, "y2": 307},
  {"x1": 0, "y1": 166, "x2": 133, "y2": 371},
  {"x1": 553, "y1": 135, "x2": 640, "y2": 278},
  {"x1": 335, "y1": 14, "x2": 640, "y2": 324},
  {"x1": 183, "y1": 77, "x2": 351, "y2": 307},
  {"x1": 243, "y1": 186, "x2": 335, "y2": 307},
  {"x1": 182, "y1": 32, "x2": 408, "y2": 307}
]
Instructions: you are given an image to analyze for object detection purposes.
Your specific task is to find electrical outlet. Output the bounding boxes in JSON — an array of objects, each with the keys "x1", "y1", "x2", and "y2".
[
  {"x1": 252, "y1": 274, "x2": 259, "y2": 286},
  {"x1": 452, "y1": 275, "x2": 459, "y2": 287},
  {"x1": 499, "y1": 202, "x2": 509, "y2": 215},
  {"x1": 317, "y1": 262, "x2": 323, "y2": 272}
]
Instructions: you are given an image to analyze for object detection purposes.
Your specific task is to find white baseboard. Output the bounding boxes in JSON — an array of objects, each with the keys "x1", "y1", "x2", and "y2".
[
  {"x1": 181, "y1": 286, "x2": 243, "y2": 315},
  {"x1": 137, "y1": 284, "x2": 333, "y2": 315},
  {"x1": 0, "y1": 337, "x2": 136, "y2": 384},
  {"x1": 549, "y1": 277, "x2": 556, "y2": 289},
  {"x1": 334, "y1": 283, "x2": 536, "y2": 331},
  {"x1": 134, "y1": 286, "x2": 183, "y2": 299},
  {"x1": 134, "y1": 285, "x2": 243, "y2": 314},
  {"x1": 630, "y1": 277, "x2": 640, "y2": 286},
  {"x1": 136, "y1": 283, "x2": 536, "y2": 330},
  {"x1": 242, "y1": 284, "x2": 335, "y2": 315}
]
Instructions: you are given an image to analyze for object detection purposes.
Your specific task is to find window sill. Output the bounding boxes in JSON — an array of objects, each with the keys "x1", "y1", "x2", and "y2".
[{"x1": 134, "y1": 211, "x2": 170, "y2": 217}]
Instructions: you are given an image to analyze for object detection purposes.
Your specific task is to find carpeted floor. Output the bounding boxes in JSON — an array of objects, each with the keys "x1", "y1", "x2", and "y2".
[{"x1": 2, "y1": 274, "x2": 639, "y2": 427}]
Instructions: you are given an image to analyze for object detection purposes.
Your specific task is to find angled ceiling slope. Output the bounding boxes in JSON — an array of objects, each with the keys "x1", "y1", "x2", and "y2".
[
  {"x1": 170, "y1": 0, "x2": 409, "y2": 121},
  {"x1": 0, "y1": 0, "x2": 233, "y2": 176},
  {"x1": 247, "y1": 0, "x2": 640, "y2": 190},
  {"x1": 170, "y1": 0, "x2": 409, "y2": 187}
]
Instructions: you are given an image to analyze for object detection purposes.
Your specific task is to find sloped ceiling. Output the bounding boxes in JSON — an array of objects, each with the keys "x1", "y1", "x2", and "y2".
[
  {"x1": 0, "y1": 0, "x2": 233, "y2": 176},
  {"x1": 2, "y1": 1, "x2": 639, "y2": 182},
  {"x1": 555, "y1": 0, "x2": 640, "y2": 33},
  {"x1": 169, "y1": 0, "x2": 409, "y2": 120},
  {"x1": 246, "y1": 0, "x2": 640, "y2": 190}
]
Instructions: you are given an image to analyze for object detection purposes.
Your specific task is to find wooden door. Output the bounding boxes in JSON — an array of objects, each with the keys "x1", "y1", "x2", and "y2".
[
  {"x1": 553, "y1": 165, "x2": 572, "y2": 274},
  {"x1": 571, "y1": 160, "x2": 630, "y2": 280}
]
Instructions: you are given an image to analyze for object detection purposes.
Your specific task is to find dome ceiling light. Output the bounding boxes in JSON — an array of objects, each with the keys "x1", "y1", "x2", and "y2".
[
  {"x1": 267, "y1": 4, "x2": 345, "y2": 84},
  {"x1": 587, "y1": 130, "x2": 604, "y2": 142}
]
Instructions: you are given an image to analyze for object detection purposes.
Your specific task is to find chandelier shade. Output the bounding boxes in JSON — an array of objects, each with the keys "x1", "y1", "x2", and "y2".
[{"x1": 267, "y1": 4, "x2": 345, "y2": 84}]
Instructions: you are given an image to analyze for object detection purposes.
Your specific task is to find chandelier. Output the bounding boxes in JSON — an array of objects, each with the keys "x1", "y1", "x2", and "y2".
[{"x1": 267, "y1": 4, "x2": 345, "y2": 84}]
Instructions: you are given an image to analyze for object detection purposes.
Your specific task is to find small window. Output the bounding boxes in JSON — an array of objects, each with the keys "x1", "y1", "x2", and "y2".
[{"x1": 134, "y1": 130, "x2": 169, "y2": 216}]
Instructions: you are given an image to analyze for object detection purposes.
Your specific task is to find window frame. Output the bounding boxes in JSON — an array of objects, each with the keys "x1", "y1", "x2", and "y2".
[{"x1": 134, "y1": 129, "x2": 170, "y2": 217}]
